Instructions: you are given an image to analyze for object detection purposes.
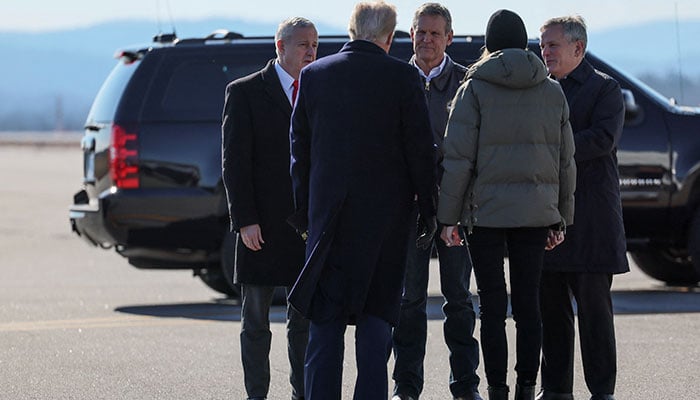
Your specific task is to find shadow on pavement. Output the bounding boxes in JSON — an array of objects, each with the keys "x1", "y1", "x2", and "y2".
[{"x1": 115, "y1": 285, "x2": 700, "y2": 323}]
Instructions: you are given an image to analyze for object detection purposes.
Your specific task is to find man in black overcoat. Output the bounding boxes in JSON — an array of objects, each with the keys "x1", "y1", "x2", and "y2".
[
  {"x1": 221, "y1": 17, "x2": 318, "y2": 400},
  {"x1": 538, "y1": 15, "x2": 629, "y2": 400},
  {"x1": 288, "y1": 2, "x2": 437, "y2": 399}
]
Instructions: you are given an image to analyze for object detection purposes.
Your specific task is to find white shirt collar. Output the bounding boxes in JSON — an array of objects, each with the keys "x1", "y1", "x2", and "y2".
[
  {"x1": 414, "y1": 54, "x2": 447, "y2": 83},
  {"x1": 274, "y1": 60, "x2": 296, "y2": 104}
]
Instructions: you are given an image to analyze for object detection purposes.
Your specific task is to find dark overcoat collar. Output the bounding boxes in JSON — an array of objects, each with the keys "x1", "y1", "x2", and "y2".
[
  {"x1": 260, "y1": 59, "x2": 292, "y2": 117},
  {"x1": 340, "y1": 39, "x2": 387, "y2": 55},
  {"x1": 557, "y1": 59, "x2": 594, "y2": 111},
  {"x1": 565, "y1": 58, "x2": 594, "y2": 85}
]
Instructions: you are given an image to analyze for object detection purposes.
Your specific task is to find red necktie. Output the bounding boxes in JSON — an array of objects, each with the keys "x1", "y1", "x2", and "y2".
[{"x1": 292, "y1": 80, "x2": 299, "y2": 104}]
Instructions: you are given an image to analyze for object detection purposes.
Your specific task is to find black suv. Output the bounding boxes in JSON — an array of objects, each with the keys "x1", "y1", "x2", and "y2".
[{"x1": 69, "y1": 30, "x2": 700, "y2": 297}]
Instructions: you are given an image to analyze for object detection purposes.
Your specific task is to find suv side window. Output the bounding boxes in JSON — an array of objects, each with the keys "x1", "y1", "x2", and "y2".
[
  {"x1": 86, "y1": 60, "x2": 139, "y2": 123},
  {"x1": 141, "y1": 48, "x2": 273, "y2": 122}
]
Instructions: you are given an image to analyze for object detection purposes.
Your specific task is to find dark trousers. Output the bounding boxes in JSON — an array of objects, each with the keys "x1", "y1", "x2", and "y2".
[
  {"x1": 539, "y1": 271, "x2": 617, "y2": 395},
  {"x1": 392, "y1": 206, "x2": 480, "y2": 398},
  {"x1": 468, "y1": 226, "x2": 548, "y2": 387},
  {"x1": 240, "y1": 284, "x2": 309, "y2": 400},
  {"x1": 304, "y1": 309, "x2": 392, "y2": 400}
]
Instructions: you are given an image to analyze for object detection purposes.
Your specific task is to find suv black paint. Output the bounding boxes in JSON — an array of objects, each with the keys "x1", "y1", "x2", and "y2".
[{"x1": 69, "y1": 31, "x2": 700, "y2": 297}]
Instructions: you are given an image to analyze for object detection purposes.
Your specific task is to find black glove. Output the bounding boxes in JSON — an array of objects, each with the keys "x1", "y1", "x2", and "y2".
[
  {"x1": 286, "y1": 208, "x2": 309, "y2": 241},
  {"x1": 416, "y1": 213, "x2": 437, "y2": 250}
]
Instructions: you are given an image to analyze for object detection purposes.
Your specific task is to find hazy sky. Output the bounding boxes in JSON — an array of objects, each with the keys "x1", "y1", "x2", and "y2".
[{"x1": 3, "y1": 0, "x2": 700, "y2": 35}]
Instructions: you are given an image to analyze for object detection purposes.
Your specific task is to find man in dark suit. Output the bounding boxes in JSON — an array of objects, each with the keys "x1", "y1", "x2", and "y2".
[
  {"x1": 221, "y1": 17, "x2": 318, "y2": 400},
  {"x1": 288, "y1": 2, "x2": 437, "y2": 399},
  {"x1": 538, "y1": 15, "x2": 628, "y2": 400}
]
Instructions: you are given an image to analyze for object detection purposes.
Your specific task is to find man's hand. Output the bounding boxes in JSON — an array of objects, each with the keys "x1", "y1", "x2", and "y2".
[
  {"x1": 440, "y1": 225, "x2": 464, "y2": 248},
  {"x1": 545, "y1": 229, "x2": 565, "y2": 250},
  {"x1": 416, "y1": 214, "x2": 437, "y2": 250},
  {"x1": 240, "y1": 224, "x2": 264, "y2": 251}
]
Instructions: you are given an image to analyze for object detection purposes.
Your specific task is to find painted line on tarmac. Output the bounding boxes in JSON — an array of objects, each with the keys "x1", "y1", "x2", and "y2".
[{"x1": 0, "y1": 315, "x2": 215, "y2": 332}]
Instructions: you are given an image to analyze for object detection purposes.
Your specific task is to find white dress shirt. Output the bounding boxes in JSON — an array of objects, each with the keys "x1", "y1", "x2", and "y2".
[
  {"x1": 414, "y1": 53, "x2": 447, "y2": 85},
  {"x1": 274, "y1": 61, "x2": 296, "y2": 105}
]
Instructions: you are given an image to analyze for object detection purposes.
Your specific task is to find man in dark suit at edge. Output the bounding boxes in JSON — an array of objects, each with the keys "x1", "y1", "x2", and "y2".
[
  {"x1": 221, "y1": 17, "x2": 318, "y2": 400},
  {"x1": 288, "y1": 2, "x2": 438, "y2": 399}
]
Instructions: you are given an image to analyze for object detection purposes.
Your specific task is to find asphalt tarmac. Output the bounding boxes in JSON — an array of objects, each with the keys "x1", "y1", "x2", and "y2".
[{"x1": 1, "y1": 144, "x2": 698, "y2": 399}]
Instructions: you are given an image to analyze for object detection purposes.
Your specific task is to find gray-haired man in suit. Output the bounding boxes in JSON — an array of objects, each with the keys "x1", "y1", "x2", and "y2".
[{"x1": 222, "y1": 16, "x2": 318, "y2": 400}]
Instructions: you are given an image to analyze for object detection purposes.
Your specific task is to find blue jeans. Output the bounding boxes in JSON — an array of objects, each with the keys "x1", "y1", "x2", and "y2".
[
  {"x1": 468, "y1": 226, "x2": 547, "y2": 387},
  {"x1": 392, "y1": 206, "x2": 480, "y2": 398},
  {"x1": 240, "y1": 284, "x2": 309, "y2": 400}
]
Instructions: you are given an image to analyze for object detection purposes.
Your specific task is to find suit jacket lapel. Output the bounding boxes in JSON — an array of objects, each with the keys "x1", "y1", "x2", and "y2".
[{"x1": 261, "y1": 59, "x2": 293, "y2": 119}]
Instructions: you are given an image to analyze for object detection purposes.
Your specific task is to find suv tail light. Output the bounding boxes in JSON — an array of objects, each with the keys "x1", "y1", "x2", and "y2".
[{"x1": 110, "y1": 124, "x2": 139, "y2": 189}]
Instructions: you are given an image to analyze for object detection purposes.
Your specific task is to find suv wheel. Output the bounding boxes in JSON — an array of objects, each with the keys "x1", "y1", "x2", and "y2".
[
  {"x1": 197, "y1": 266, "x2": 241, "y2": 297},
  {"x1": 631, "y1": 247, "x2": 699, "y2": 285},
  {"x1": 688, "y1": 207, "x2": 700, "y2": 282},
  {"x1": 198, "y1": 231, "x2": 240, "y2": 298},
  {"x1": 196, "y1": 231, "x2": 288, "y2": 304}
]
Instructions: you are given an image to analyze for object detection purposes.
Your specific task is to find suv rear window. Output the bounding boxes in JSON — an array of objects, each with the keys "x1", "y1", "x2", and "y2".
[
  {"x1": 86, "y1": 60, "x2": 139, "y2": 123},
  {"x1": 141, "y1": 48, "x2": 273, "y2": 122}
]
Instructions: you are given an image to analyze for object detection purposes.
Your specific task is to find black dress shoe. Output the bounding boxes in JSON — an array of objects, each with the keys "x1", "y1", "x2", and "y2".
[
  {"x1": 515, "y1": 385, "x2": 536, "y2": 400},
  {"x1": 536, "y1": 390, "x2": 574, "y2": 400},
  {"x1": 454, "y1": 392, "x2": 484, "y2": 400},
  {"x1": 590, "y1": 395, "x2": 615, "y2": 400}
]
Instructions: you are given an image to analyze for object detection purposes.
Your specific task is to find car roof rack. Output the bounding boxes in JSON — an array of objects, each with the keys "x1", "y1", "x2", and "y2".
[
  {"x1": 148, "y1": 29, "x2": 433, "y2": 48},
  {"x1": 174, "y1": 29, "x2": 245, "y2": 45},
  {"x1": 153, "y1": 32, "x2": 178, "y2": 43},
  {"x1": 206, "y1": 29, "x2": 245, "y2": 40}
]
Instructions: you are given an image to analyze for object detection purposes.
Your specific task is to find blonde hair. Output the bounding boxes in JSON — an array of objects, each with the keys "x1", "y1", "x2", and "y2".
[{"x1": 348, "y1": 1, "x2": 397, "y2": 43}]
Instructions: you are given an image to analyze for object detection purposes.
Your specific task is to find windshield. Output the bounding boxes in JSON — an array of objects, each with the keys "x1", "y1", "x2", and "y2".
[{"x1": 587, "y1": 53, "x2": 673, "y2": 108}]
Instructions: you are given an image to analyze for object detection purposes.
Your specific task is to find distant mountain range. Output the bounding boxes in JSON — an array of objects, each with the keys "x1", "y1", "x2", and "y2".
[{"x1": 0, "y1": 18, "x2": 698, "y2": 131}]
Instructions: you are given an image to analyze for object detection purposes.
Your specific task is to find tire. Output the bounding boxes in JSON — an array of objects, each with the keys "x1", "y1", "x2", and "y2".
[
  {"x1": 198, "y1": 266, "x2": 240, "y2": 297},
  {"x1": 198, "y1": 231, "x2": 241, "y2": 298},
  {"x1": 688, "y1": 207, "x2": 700, "y2": 282},
  {"x1": 631, "y1": 248, "x2": 699, "y2": 285},
  {"x1": 198, "y1": 230, "x2": 288, "y2": 304}
]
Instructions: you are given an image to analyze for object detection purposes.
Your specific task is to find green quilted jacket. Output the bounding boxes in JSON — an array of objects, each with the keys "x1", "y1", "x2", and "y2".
[{"x1": 438, "y1": 48, "x2": 576, "y2": 232}]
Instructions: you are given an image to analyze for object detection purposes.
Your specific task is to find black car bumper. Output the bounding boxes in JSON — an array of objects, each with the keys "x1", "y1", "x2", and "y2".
[{"x1": 69, "y1": 187, "x2": 226, "y2": 250}]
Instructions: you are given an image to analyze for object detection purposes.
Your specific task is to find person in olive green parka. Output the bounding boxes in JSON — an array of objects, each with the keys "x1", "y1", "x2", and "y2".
[{"x1": 437, "y1": 9, "x2": 576, "y2": 400}]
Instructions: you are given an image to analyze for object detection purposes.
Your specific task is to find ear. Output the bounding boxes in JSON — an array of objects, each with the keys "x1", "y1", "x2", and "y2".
[
  {"x1": 574, "y1": 40, "x2": 585, "y2": 58},
  {"x1": 276, "y1": 39, "x2": 285, "y2": 56},
  {"x1": 385, "y1": 31, "x2": 394, "y2": 47},
  {"x1": 378, "y1": 31, "x2": 394, "y2": 53},
  {"x1": 446, "y1": 29, "x2": 454, "y2": 46}
]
